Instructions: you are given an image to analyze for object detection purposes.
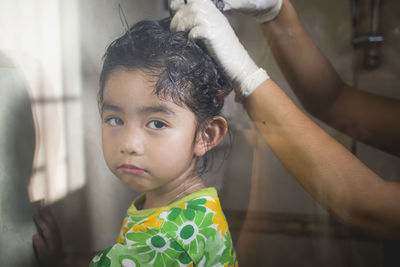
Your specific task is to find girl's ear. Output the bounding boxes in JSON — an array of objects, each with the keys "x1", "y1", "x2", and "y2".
[{"x1": 194, "y1": 116, "x2": 228, "y2": 157}]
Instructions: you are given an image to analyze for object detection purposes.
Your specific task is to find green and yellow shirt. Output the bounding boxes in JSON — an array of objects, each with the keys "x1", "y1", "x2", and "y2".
[{"x1": 90, "y1": 187, "x2": 238, "y2": 267}]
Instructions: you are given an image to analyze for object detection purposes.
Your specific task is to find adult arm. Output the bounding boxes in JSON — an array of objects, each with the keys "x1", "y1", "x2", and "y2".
[
  {"x1": 261, "y1": 0, "x2": 400, "y2": 156},
  {"x1": 244, "y1": 78, "x2": 400, "y2": 241}
]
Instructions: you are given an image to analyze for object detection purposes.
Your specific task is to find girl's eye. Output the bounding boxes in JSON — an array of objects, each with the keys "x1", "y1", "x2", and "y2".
[
  {"x1": 105, "y1": 117, "x2": 124, "y2": 126},
  {"x1": 147, "y1": 120, "x2": 167, "y2": 129}
]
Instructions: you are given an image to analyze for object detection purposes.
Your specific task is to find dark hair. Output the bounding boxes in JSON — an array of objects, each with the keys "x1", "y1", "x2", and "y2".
[{"x1": 99, "y1": 18, "x2": 233, "y2": 174}]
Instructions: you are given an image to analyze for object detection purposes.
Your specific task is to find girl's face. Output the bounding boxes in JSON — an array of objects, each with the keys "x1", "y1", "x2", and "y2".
[{"x1": 101, "y1": 69, "x2": 203, "y2": 195}]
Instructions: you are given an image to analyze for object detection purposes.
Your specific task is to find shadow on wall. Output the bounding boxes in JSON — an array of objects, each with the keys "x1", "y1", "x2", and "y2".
[{"x1": 0, "y1": 52, "x2": 38, "y2": 267}]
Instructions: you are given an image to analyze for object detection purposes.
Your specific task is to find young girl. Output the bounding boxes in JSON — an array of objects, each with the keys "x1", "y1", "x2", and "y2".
[{"x1": 88, "y1": 18, "x2": 237, "y2": 266}]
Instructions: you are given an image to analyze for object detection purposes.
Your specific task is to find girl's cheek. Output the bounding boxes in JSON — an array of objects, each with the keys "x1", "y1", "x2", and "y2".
[{"x1": 105, "y1": 127, "x2": 121, "y2": 137}]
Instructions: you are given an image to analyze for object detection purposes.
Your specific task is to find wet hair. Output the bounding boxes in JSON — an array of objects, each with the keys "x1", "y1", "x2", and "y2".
[{"x1": 99, "y1": 18, "x2": 233, "y2": 174}]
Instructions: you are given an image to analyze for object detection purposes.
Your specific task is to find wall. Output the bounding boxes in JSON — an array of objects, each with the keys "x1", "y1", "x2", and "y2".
[
  {"x1": 355, "y1": 0, "x2": 400, "y2": 182},
  {"x1": 0, "y1": 54, "x2": 38, "y2": 267}
]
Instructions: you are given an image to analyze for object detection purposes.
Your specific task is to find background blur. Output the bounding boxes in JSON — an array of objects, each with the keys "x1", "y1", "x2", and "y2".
[{"x1": 0, "y1": 0, "x2": 399, "y2": 266}]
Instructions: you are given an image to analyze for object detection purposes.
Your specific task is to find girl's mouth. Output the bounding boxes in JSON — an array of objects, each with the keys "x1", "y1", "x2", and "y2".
[{"x1": 118, "y1": 164, "x2": 147, "y2": 175}]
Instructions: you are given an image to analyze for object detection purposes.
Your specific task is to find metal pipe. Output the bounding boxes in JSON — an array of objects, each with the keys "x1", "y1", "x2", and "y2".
[
  {"x1": 351, "y1": 0, "x2": 384, "y2": 69},
  {"x1": 371, "y1": 0, "x2": 380, "y2": 34}
]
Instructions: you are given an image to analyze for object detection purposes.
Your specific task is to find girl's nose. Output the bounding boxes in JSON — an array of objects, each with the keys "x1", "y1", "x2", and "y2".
[{"x1": 119, "y1": 127, "x2": 144, "y2": 155}]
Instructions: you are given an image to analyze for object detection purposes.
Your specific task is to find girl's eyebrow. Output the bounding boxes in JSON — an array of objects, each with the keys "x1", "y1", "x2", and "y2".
[
  {"x1": 102, "y1": 102, "x2": 175, "y2": 116},
  {"x1": 139, "y1": 105, "x2": 176, "y2": 116},
  {"x1": 102, "y1": 103, "x2": 124, "y2": 113}
]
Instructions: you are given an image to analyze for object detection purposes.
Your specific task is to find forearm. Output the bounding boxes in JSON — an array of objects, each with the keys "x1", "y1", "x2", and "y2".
[
  {"x1": 261, "y1": 0, "x2": 346, "y2": 119},
  {"x1": 259, "y1": 0, "x2": 400, "y2": 155},
  {"x1": 243, "y1": 79, "x2": 400, "y2": 240}
]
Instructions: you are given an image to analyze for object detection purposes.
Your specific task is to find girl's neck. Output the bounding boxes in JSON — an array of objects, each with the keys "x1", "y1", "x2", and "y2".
[{"x1": 142, "y1": 175, "x2": 205, "y2": 210}]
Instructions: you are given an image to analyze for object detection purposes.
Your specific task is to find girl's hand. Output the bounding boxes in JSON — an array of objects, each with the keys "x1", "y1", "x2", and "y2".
[
  {"x1": 223, "y1": 0, "x2": 283, "y2": 23},
  {"x1": 33, "y1": 206, "x2": 65, "y2": 267},
  {"x1": 170, "y1": 0, "x2": 269, "y2": 99}
]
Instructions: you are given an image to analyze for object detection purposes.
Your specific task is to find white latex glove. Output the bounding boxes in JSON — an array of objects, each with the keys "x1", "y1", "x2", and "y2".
[
  {"x1": 223, "y1": 0, "x2": 283, "y2": 23},
  {"x1": 170, "y1": 0, "x2": 269, "y2": 99}
]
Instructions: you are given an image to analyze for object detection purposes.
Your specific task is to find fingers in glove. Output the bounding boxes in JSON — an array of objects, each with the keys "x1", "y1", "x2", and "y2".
[
  {"x1": 170, "y1": 5, "x2": 200, "y2": 32},
  {"x1": 169, "y1": 0, "x2": 187, "y2": 11},
  {"x1": 170, "y1": 0, "x2": 214, "y2": 11},
  {"x1": 188, "y1": 25, "x2": 211, "y2": 40},
  {"x1": 170, "y1": 1, "x2": 217, "y2": 32}
]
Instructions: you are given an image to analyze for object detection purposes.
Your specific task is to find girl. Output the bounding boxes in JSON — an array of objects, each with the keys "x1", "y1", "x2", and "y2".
[{"x1": 90, "y1": 18, "x2": 237, "y2": 266}]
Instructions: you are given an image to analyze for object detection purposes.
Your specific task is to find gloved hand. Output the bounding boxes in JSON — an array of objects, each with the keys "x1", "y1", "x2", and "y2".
[
  {"x1": 170, "y1": 0, "x2": 269, "y2": 99},
  {"x1": 223, "y1": 0, "x2": 283, "y2": 23}
]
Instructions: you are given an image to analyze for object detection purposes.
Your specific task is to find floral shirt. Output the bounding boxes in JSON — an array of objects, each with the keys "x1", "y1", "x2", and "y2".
[{"x1": 89, "y1": 187, "x2": 238, "y2": 267}]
